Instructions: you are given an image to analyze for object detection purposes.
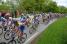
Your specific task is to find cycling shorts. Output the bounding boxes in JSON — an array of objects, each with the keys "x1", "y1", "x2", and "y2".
[{"x1": 19, "y1": 25, "x2": 25, "y2": 32}]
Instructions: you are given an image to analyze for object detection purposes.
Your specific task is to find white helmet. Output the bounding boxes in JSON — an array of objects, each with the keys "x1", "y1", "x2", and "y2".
[
  {"x1": 9, "y1": 17, "x2": 12, "y2": 20},
  {"x1": 21, "y1": 13, "x2": 24, "y2": 15}
]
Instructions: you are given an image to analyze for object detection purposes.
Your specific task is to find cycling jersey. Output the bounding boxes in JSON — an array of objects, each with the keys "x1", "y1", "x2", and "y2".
[
  {"x1": 34, "y1": 16, "x2": 39, "y2": 24},
  {"x1": 20, "y1": 17, "x2": 26, "y2": 23},
  {"x1": 13, "y1": 21, "x2": 19, "y2": 26}
]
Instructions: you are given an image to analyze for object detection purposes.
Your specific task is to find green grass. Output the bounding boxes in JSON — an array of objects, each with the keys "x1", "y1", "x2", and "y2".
[{"x1": 32, "y1": 17, "x2": 67, "y2": 44}]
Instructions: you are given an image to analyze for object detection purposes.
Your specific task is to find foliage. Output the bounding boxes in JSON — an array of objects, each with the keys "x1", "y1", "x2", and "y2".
[
  {"x1": 0, "y1": 0, "x2": 67, "y2": 13},
  {"x1": 18, "y1": 0, "x2": 67, "y2": 13},
  {"x1": 0, "y1": 4, "x2": 10, "y2": 12}
]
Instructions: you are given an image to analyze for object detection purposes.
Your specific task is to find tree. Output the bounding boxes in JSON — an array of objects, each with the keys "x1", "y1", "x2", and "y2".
[
  {"x1": 17, "y1": 0, "x2": 67, "y2": 13},
  {"x1": 18, "y1": 0, "x2": 52, "y2": 13},
  {"x1": 18, "y1": 0, "x2": 36, "y2": 13},
  {"x1": 45, "y1": 1, "x2": 58, "y2": 13},
  {"x1": 0, "y1": 4, "x2": 10, "y2": 12},
  {"x1": 57, "y1": 6, "x2": 67, "y2": 13}
]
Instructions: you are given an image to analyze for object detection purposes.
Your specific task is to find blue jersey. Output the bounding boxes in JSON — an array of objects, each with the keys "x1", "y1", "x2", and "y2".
[{"x1": 20, "y1": 17, "x2": 26, "y2": 22}]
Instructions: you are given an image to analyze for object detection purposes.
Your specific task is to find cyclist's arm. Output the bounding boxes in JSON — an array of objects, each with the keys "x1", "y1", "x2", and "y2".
[{"x1": 2, "y1": 17, "x2": 6, "y2": 21}]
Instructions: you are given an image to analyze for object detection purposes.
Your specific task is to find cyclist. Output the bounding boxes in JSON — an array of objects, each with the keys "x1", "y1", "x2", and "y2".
[
  {"x1": 0, "y1": 12, "x2": 5, "y2": 21},
  {"x1": 8, "y1": 17, "x2": 13, "y2": 26},
  {"x1": 15, "y1": 13, "x2": 26, "y2": 37},
  {"x1": 18, "y1": 17, "x2": 26, "y2": 39},
  {"x1": 41, "y1": 13, "x2": 46, "y2": 22},
  {"x1": 3, "y1": 13, "x2": 12, "y2": 31},
  {"x1": 25, "y1": 16, "x2": 31, "y2": 27},
  {"x1": 12, "y1": 17, "x2": 26, "y2": 39},
  {"x1": 0, "y1": 13, "x2": 8, "y2": 31},
  {"x1": 31, "y1": 15, "x2": 39, "y2": 29},
  {"x1": 4, "y1": 13, "x2": 10, "y2": 20},
  {"x1": 0, "y1": 12, "x2": 6, "y2": 26}
]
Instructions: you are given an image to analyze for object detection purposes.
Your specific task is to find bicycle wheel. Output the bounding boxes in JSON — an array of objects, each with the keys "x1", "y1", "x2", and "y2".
[
  {"x1": 29, "y1": 28, "x2": 36, "y2": 34},
  {"x1": 4, "y1": 30, "x2": 11, "y2": 40},
  {"x1": 0, "y1": 26, "x2": 3, "y2": 35},
  {"x1": 29, "y1": 29, "x2": 33, "y2": 34},
  {"x1": 18, "y1": 33, "x2": 27, "y2": 43},
  {"x1": 0, "y1": 42, "x2": 6, "y2": 44},
  {"x1": 8, "y1": 40, "x2": 16, "y2": 44},
  {"x1": 29, "y1": 25, "x2": 36, "y2": 34}
]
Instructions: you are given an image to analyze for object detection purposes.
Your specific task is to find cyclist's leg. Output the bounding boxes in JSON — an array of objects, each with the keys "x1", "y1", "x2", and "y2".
[
  {"x1": 13, "y1": 26, "x2": 19, "y2": 37},
  {"x1": 19, "y1": 25, "x2": 25, "y2": 37}
]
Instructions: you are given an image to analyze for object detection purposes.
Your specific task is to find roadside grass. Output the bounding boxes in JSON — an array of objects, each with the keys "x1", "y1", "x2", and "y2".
[{"x1": 31, "y1": 17, "x2": 67, "y2": 44}]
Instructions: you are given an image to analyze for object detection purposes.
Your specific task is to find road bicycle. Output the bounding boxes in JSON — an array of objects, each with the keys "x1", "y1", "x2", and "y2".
[
  {"x1": 0, "y1": 42, "x2": 6, "y2": 44},
  {"x1": 7, "y1": 32, "x2": 16, "y2": 44},
  {"x1": 4, "y1": 26, "x2": 27, "y2": 43},
  {"x1": 0, "y1": 20, "x2": 14, "y2": 35},
  {"x1": 29, "y1": 22, "x2": 39, "y2": 34},
  {"x1": 0, "y1": 25, "x2": 3, "y2": 35},
  {"x1": 0, "y1": 21, "x2": 9, "y2": 35}
]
